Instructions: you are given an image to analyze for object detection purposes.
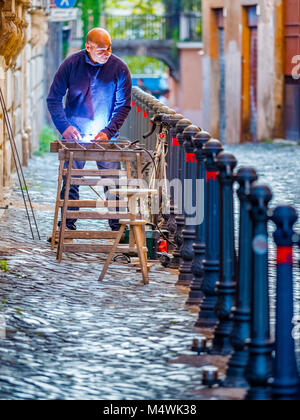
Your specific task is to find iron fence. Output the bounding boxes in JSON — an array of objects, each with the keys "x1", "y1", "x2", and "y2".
[{"x1": 121, "y1": 86, "x2": 300, "y2": 400}]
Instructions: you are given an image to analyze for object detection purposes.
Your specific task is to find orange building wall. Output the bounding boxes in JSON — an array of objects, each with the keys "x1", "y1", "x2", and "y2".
[{"x1": 173, "y1": 43, "x2": 204, "y2": 127}]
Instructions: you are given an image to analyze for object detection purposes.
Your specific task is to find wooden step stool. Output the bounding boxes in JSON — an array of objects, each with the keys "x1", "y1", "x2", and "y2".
[{"x1": 98, "y1": 188, "x2": 158, "y2": 285}]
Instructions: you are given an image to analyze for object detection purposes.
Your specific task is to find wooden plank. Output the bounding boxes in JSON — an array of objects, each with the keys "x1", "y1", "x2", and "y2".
[
  {"x1": 57, "y1": 152, "x2": 73, "y2": 262},
  {"x1": 133, "y1": 225, "x2": 149, "y2": 285},
  {"x1": 63, "y1": 244, "x2": 148, "y2": 254},
  {"x1": 98, "y1": 225, "x2": 127, "y2": 281},
  {"x1": 51, "y1": 160, "x2": 64, "y2": 250},
  {"x1": 58, "y1": 200, "x2": 128, "y2": 208},
  {"x1": 57, "y1": 230, "x2": 120, "y2": 240},
  {"x1": 58, "y1": 149, "x2": 152, "y2": 163},
  {"x1": 70, "y1": 178, "x2": 140, "y2": 187},
  {"x1": 126, "y1": 161, "x2": 132, "y2": 179},
  {"x1": 51, "y1": 141, "x2": 130, "y2": 153},
  {"x1": 66, "y1": 211, "x2": 128, "y2": 220},
  {"x1": 63, "y1": 169, "x2": 127, "y2": 177}
]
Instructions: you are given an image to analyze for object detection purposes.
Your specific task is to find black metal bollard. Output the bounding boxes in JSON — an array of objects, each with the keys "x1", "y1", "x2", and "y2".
[
  {"x1": 143, "y1": 95, "x2": 159, "y2": 149},
  {"x1": 245, "y1": 184, "x2": 273, "y2": 401},
  {"x1": 271, "y1": 206, "x2": 300, "y2": 400},
  {"x1": 210, "y1": 152, "x2": 237, "y2": 355},
  {"x1": 172, "y1": 118, "x2": 192, "y2": 269},
  {"x1": 158, "y1": 108, "x2": 178, "y2": 231},
  {"x1": 177, "y1": 124, "x2": 201, "y2": 287},
  {"x1": 166, "y1": 113, "x2": 184, "y2": 249},
  {"x1": 224, "y1": 167, "x2": 258, "y2": 388},
  {"x1": 195, "y1": 139, "x2": 223, "y2": 328},
  {"x1": 134, "y1": 90, "x2": 143, "y2": 142},
  {"x1": 186, "y1": 131, "x2": 211, "y2": 306}
]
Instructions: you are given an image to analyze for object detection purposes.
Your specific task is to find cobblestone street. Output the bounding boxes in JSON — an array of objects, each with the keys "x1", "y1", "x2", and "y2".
[{"x1": 0, "y1": 142, "x2": 299, "y2": 400}]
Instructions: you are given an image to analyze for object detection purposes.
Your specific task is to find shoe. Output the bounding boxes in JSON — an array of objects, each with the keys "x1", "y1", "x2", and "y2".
[{"x1": 120, "y1": 227, "x2": 128, "y2": 244}]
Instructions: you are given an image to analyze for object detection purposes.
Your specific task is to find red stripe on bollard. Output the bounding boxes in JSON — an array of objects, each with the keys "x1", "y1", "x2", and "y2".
[
  {"x1": 172, "y1": 137, "x2": 179, "y2": 146},
  {"x1": 143, "y1": 111, "x2": 148, "y2": 118},
  {"x1": 206, "y1": 171, "x2": 219, "y2": 181},
  {"x1": 186, "y1": 153, "x2": 197, "y2": 163},
  {"x1": 277, "y1": 246, "x2": 293, "y2": 264},
  {"x1": 136, "y1": 106, "x2": 141, "y2": 113},
  {"x1": 131, "y1": 101, "x2": 135, "y2": 107}
]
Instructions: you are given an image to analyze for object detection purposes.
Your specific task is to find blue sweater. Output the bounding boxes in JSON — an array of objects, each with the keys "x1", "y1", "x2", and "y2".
[{"x1": 47, "y1": 50, "x2": 132, "y2": 139}]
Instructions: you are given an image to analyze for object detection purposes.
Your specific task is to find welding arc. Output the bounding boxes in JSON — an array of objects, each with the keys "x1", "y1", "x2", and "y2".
[{"x1": 0, "y1": 88, "x2": 41, "y2": 240}]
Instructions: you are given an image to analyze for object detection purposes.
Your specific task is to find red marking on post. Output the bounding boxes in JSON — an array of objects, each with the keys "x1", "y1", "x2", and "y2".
[
  {"x1": 186, "y1": 153, "x2": 197, "y2": 163},
  {"x1": 172, "y1": 137, "x2": 179, "y2": 146},
  {"x1": 206, "y1": 171, "x2": 219, "y2": 181},
  {"x1": 143, "y1": 111, "x2": 148, "y2": 118},
  {"x1": 158, "y1": 240, "x2": 168, "y2": 253},
  {"x1": 277, "y1": 247, "x2": 293, "y2": 265},
  {"x1": 131, "y1": 101, "x2": 135, "y2": 107},
  {"x1": 136, "y1": 106, "x2": 141, "y2": 113}
]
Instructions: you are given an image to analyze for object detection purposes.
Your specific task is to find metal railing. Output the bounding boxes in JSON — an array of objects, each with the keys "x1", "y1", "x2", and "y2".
[
  {"x1": 120, "y1": 86, "x2": 300, "y2": 400},
  {"x1": 104, "y1": 13, "x2": 202, "y2": 41}
]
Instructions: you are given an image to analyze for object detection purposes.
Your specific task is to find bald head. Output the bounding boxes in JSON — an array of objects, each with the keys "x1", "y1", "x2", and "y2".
[
  {"x1": 86, "y1": 28, "x2": 111, "y2": 47},
  {"x1": 86, "y1": 28, "x2": 112, "y2": 65}
]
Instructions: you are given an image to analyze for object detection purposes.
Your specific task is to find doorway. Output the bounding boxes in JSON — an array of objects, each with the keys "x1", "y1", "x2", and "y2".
[{"x1": 284, "y1": 0, "x2": 300, "y2": 141}]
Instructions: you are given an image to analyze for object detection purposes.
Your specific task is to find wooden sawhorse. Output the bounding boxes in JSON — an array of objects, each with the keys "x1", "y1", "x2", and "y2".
[
  {"x1": 99, "y1": 189, "x2": 158, "y2": 285},
  {"x1": 50, "y1": 141, "x2": 153, "y2": 263}
]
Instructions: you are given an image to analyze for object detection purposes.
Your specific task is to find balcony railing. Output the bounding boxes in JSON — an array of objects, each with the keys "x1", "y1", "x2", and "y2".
[{"x1": 103, "y1": 13, "x2": 202, "y2": 41}]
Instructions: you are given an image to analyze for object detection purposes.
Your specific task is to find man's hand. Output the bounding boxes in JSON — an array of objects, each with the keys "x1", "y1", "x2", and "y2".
[
  {"x1": 94, "y1": 131, "x2": 109, "y2": 142},
  {"x1": 62, "y1": 126, "x2": 82, "y2": 141}
]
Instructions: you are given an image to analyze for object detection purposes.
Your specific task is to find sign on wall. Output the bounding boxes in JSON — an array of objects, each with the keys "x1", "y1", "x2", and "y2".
[
  {"x1": 49, "y1": 7, "x2": 79, "y2": 21},
  {"x1": 54, "y1": 0, "x2": 77, "y2": 8}
]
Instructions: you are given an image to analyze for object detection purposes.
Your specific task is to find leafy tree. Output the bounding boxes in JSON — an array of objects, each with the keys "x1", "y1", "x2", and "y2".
[
  {"x1": 77, "y1": 0, "x2": 103, "y2": 48},
  {"x1": 105, "y1": 0, "x2": 163, "y2": 15},
  {"x1": 123, "y1": 56, "x2": 167, "y2": 75}
]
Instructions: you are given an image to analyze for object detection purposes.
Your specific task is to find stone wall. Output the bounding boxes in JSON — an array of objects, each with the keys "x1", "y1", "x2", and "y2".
[{"x1": 0, "y1": 0, "x2": 49, "y2": 203}]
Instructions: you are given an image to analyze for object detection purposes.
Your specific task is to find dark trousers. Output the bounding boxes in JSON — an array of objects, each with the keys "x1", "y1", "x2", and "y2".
[{"x1": 60, "y1": 160, "x2": 121, "y2": 231}]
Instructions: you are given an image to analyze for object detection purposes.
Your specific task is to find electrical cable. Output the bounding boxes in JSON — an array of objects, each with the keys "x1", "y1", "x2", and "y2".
[{"x1": 131, "y1": 131, "x2": 177, "y2": 248}]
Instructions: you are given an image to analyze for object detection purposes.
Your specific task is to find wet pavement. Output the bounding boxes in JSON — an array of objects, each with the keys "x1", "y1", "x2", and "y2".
[{"x1": 0, "y1": 142, "x2": 299, "y2": 400}]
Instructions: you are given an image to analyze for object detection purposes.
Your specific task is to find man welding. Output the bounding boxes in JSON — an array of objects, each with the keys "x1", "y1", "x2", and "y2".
[{"x1": 47, "y1": 28, "x2": 132, "y2": 233}]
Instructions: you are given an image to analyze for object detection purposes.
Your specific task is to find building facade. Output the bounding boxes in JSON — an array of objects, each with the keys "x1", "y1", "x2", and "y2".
[
  {"x1": 201, "y1": 0, "x2": 300, "y2": 144},
  {"x1": 0, "y1": 0, "x2": 49, "y2": 203}
]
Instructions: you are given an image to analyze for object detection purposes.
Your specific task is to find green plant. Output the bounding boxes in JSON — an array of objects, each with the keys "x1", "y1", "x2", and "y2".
[
  {"x1": 123, "y1": 56, "x2": 167, "y2": 75},
  {"x1": 35, "y1": 125, "x2": 56, "y2": 156},
  {"x1": 0, "y1": 260, "x2": 9, "y2": 272},
  {"x1": 77, "y1": 0, "x2": 102, "y2": 48}
]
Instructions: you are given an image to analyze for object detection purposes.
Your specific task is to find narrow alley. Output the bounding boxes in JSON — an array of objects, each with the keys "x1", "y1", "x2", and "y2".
[{"x1": 0, "y1": 142, "x2": 299, "y2": 400}]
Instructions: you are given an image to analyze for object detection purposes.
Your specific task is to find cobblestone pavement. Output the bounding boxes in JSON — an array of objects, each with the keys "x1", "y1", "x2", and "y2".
[{"x1": 0, "y1": 142, "x2": 299, "y2": 400}]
